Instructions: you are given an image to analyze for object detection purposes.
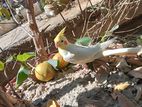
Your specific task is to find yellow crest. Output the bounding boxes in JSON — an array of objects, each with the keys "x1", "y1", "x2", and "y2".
[{"x1": 54, "y1": 27, "x2": 66, "y2": 42}]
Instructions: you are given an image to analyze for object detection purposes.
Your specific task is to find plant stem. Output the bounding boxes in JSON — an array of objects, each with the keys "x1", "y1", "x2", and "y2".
[
  {"x1": 88, "y1": 0, "x2": 93, "y2": 7},
  {"x1": 0, "y1": 47, "x2": 21, "y2": 99},
  {"x1": 56, "y1": 5, "x2": 67, "y2": 24},
  {"x1": 4, "y1": 0, "x2": 20, "y2": 24},
  {"x1": 77, "y1": 0, "x2": 83, "y2": 17},
  {"x1": 4, "y1": 0, "x2": 33, "y2": 38},
  {"x1": 26, "y1": 0, "x2": 48, "y2": 62}
]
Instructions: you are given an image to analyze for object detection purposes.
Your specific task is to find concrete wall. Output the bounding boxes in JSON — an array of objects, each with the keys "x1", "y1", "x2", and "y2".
[
  {"x1": 0, "y1": 2, "x2": 42, "y2": 36},
  {"x1": 0, "y1": 19, "x2": 17, "y2": 36}
]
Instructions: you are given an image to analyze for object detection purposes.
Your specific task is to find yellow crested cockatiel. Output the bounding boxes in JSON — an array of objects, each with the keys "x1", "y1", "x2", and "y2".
[{"x1": 54, "y1": 27, "x2": 117, "y2": 64}]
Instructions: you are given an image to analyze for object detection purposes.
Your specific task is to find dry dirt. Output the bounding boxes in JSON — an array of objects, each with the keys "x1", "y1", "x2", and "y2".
[{"x1": 1, "y1": 0, "x2": 142, "y2": 107}]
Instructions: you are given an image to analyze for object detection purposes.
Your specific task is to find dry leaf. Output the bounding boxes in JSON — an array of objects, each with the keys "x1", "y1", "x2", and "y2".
[
  {"x1": 78, "y1": 97, "x2": 104, "y2": 107},
  {"x1": 126, "y1": 57, "x2": 142, "y2": 66},
  {"x1": 95, "y1": 67, "x2": 109, "y2": 84},
  {"x1": 14, "y1": 100, "x2": 35, "y2": 107},
  {"x1": 135, "y1": 85, "x2": 142, "y2": 101},
  {"x1": 7, "y1": 94, "x2": 18, "y2": 105},
  {"x1": 15, "y1": 103, "x2": 25, "y2": 107},
  {"x1": 23, "y1": 100, "x2": 35, "y2": 107},
  {"x1": 42, "y1": 99, "x2": 60, "y2": 107},
  {"x1": 111, "y1": 92, "x2": 118, "y2": 100},
  {"x1": 114, "y1": 82, "x2": 130, "y2": 91},
  {"x1": 117, "y1": 92, "x2": 139, "y2": 107},
  {"x1": 101, "y1": 56, "x2": 142, "y2": 66},
  {"x1": 116, "y1": 58, "x2": 131, "y2": 72},
  {"x1": 116, "y1": 58, "x2": 129, "y2": 68},
  {"x1": 93, "y1": 61, "x2": 109, "y2": 84},
  {"x1": 128, "y1": 67, "x2": 142, "y2": 79}
]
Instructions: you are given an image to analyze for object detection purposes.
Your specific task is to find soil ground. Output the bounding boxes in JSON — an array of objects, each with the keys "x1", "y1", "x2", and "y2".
[{"x1": 1, "y1": 0, "x2": 142, "y2": 107}]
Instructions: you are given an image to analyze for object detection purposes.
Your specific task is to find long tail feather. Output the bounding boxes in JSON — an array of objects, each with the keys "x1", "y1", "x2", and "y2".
[
  {"x1": 102, "y1": 47, "x2": 142, "y2": 57},
  {"x1": 100, "y1": 37, "x2": 117, "y2": 50}
]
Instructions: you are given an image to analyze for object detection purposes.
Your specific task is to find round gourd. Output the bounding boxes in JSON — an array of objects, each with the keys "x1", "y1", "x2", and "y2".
[
  {"x1": 52, "y1": 53, "x2": 69, "y2": 68},
  {"x1": 35, "y1": 61, "x2": 56, "y2": 82}
]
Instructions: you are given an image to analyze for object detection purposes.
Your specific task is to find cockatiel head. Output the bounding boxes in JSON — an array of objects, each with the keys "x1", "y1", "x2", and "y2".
[{"x1": 54, "y1": 27, "x2": 69, "y2": 49}]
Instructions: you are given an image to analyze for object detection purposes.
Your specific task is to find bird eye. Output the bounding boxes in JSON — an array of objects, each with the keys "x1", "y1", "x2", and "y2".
[{"x1": 61, "y1": 40, "x2": 64, "y2": 42}]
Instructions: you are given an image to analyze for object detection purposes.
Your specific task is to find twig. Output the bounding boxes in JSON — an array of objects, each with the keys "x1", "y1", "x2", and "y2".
[
  {"x1": 125, "y1": 0, "x2": 140, "y2": 20},
  {"x1": 4, "y1": 0, "x2": 33, "y2": 38},
  {"x1": 81, "y1": 10, "x2": 88, "y2": 37},
  {"x1": 27, "y1": 62, "x2": 35, "y2": 69},
  {"x1": 4, "y1": 0, "x2": 20, "y2": 24},
  {"x1": 114, "y1": 24, "x2": 142, "y2": 34},
  {"x1": 72, "y1": 30, "x2": 76, "y2": 37},
  {"x1": 88, "y1": 0, "x2": 93, "y2": 7},
  {"x1": 41, "y1": 24, "x2": 51, "y2": 33},
  {"x1": 77, "y1": 0, "x2": 83, "y2": 17},
  {"x1": 0, "y1": 41, "x2": 21, "y2": 99},
  {"x1": 86, "y1": 0, "x2": 141, "y2": 39},
  {"x1": 46, "y1": 37, "x2": 50, "y2": 54},
  {"x1": 20, "y1": 26, "x2": 33, "y2": 38},
  {"x1": 26, "y1": 0, "x2": 48, "y2": 62},
  {"x1": 12, "y1": 61, "x2": 18, "y2": 70},
  {"x1": 0, "y1": 47, "x2": 3, "y2": 53},
  {"x1": 56, "y1": 5, "x2": 67, "y2": 24},
  {"x1": 4, "y1": 64, "x2": 21, "y2": 99},
  {"x1": 59, "y1": 12, "x2": 66, "y2": 23},
  {"x1": 116, "y1": 0, "x2": 128, "y2": 24}
]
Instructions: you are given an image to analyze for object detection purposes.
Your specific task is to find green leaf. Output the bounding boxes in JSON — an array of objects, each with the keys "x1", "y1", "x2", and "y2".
[
  {"x1": 16, "y1": 66, "x2": 29, "y2": 88},
  {"x1": 47, "y1": 59, "x2": 58, "y2": 70},
  {"x1": 75, "y1": 37, "x2": 93, "y2": 46},
  {"x1": 0, "y1": 7, "x2": 11, "y2": 20},
  {"x1": 16, "y1": 52, "x2": 35, "y2": 62},
  {"x1": 0, "y1": 11, "x2": 2, "y2": 17},
  {"x1": 6, "y1": 54, "x2": 16, "y2": 63},
  {"x1": 0, "y1": 61, "x2": 4, "y2": 71}
]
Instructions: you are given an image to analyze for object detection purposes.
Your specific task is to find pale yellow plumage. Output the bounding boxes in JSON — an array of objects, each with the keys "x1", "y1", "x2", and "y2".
[{"x1": 54, "y1": 27, "x2": 116, "y2": 64}]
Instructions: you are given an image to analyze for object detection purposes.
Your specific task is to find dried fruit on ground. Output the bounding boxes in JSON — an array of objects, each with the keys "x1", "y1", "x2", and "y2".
[
  {"x1": 35, "y1": 61, "x2": 56, "y2": 82},
  {"x1": 52, "y1": 53, "x2": 69, "y2": 68},
  {"x1": 114, "y1": 82, "x2": 130, "y2": 91},
  {"x1": 42, "y1": 99, "x2": 60, "y2": 107}
]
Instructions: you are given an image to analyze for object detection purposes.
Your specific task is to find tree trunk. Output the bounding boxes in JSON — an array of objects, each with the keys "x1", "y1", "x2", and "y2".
[{"x1": 26, "y1": 0, "x2": 48, "y2": 62}]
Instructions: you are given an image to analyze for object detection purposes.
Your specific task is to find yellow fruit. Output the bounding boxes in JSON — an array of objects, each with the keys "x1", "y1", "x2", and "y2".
[
  {"x1": 52, "y1": 53, "x2": 69, "y2": 68},
  {"x1": 46, "y1": 99, "x2": 60, "y2": 107},
  {"x1": 35, "y1": 61, "x2": 56, "y2": 82}
]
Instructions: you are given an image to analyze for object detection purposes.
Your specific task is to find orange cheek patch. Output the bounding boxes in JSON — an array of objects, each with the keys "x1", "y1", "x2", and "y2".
[{"x1": 64, "y1": 41, "x2": 68, "y2": 45}]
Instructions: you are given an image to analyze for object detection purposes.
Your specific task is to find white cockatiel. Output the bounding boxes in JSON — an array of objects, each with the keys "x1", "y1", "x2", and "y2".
[{"x1": 54, "y1": 28, "x2": 116, "y2": 64}]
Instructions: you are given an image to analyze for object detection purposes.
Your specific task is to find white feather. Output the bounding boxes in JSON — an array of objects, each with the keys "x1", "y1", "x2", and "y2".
[{"x1": 58, "y1": 37, "x2": 116, "y2": 64}]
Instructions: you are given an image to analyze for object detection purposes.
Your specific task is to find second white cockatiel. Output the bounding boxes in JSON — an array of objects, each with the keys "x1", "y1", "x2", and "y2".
[{"x1": 54, "y1": 27, "x2": 116, "y2": 64}]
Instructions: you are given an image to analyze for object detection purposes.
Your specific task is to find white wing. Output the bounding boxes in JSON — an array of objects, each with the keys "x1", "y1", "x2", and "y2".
[
  {"x1": 59, "y1": 37, "x2": 116, "y2": 64},
  {"x1": 63, "y1": 43, "x2": 101, "y2": 63}
]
